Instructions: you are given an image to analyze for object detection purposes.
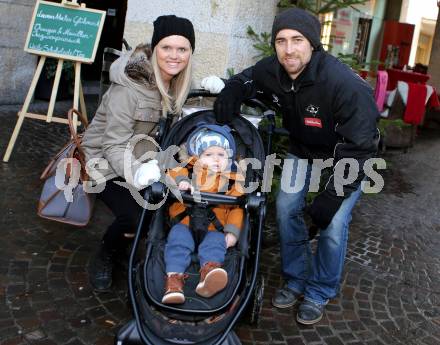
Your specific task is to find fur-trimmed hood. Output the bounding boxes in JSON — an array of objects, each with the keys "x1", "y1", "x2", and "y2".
[
  {"x1": 109, "y1": 44, "x2": 156, "y2": 93},
  {"x1": 82, "y1": 44, "x2": 162, "y2": 184}
]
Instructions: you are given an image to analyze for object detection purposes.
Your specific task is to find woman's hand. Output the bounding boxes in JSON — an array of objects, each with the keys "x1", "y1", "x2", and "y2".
[
  {"x1": 133, "y1": 159, "x2": 161, "y2": 188},
  {"x1": 178, "y1": 181, "x2": 194, "y2": 194},
  {"x1": 201, "y1": 75, "x2": 225, "y2": 94},
  {"x1": 225, "y1": 233, "x2": 238, "y2": 248}
]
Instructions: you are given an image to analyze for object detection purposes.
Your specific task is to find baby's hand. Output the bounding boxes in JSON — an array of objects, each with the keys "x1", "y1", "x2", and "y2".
[
  {"x1": 225, "y1": 233, "x2": 238, "y2": 248},
  {"x1": 178, "y1": 181, "x2": 194, "y2": 193}
]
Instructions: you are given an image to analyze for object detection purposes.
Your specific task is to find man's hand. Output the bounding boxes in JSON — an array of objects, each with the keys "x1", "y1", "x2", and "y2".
[
  {"x1": 225, "y1": 233, "x2": 238, "y2": 248},
  {"x1": 308, "y1": 224, "x2": 319, "y2": 240},
  {"x1": 213, "y1": 82, "x2": 244, "y2": 124},
  {"x1": 305, "y1": 192, "x2": 345, "y2": 230}
]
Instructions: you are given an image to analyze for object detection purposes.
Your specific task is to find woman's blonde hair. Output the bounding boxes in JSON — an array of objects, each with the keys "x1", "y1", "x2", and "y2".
[{"x1": 151, "y1": 46, "x2": 193, "y2": 116}]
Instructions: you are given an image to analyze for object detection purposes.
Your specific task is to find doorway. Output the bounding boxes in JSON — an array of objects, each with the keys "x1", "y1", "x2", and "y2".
[
  {"x1": 79, "y1": 0, "x2": 128, "y2": 81},
  {"x1": 354, "y1": 17, "x2": 372, "y2": 63}
]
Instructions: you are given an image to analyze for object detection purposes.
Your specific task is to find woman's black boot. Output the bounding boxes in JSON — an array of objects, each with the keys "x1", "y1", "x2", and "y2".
[{"x1": 89, "y1": 244, "x2": 114, "y2": 291}]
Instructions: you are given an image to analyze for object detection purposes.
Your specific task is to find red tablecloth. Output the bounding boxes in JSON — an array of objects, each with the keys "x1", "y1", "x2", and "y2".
[
  {"x1": 386, "y1": 69, "x2": 430, "y2": 90},
  {"x1": 399, "y1": 82, "x2": 440, "y2": 125}
]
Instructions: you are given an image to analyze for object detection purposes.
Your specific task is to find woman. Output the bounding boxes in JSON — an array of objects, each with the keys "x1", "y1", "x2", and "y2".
[{"x1": 82, "y1": 15, "x2": 195, "y2": 291}]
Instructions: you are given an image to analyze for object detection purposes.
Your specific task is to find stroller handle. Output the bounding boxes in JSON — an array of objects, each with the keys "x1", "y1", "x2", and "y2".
[
  {"x1": 187, "y1": 88, "x2": 218, "y2": 98},
  {"x1": 149, "y1": 182, "x2": 248, "y2": 206},
  {"x1": 187, "y1": 89, "x2": 273, "y2": 114},
  {"x1": 149, "y1": 182, "x2": 246, "y2": 206},
  {"x1": 181, "y1": 190, "x2": 246, "y2": 205},
  {"x1": 243, "y1": 98, "x2": 272, "y2": 113},
  {"x1": 175, "y1": 189, "x2": 246, "y2": 206}
]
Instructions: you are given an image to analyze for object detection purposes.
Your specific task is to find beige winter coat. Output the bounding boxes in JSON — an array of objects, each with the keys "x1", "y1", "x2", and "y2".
[{"x1": 82, "y1": 45, "x2": 162, "y2": 184}]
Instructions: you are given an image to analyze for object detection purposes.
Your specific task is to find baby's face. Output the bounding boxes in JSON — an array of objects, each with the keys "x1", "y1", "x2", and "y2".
[{"x1": 198, "y1": 146, "x2": 229, "y2": 172}]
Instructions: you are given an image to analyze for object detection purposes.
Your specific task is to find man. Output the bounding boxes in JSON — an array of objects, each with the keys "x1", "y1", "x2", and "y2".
[{"x1": 213, "y1": 8, "x2": 379, "y2": 324}]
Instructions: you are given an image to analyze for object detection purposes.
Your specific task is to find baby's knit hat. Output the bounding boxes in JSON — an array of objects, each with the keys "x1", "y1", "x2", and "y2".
[{"x1": 187, "y1": 124, "x2": 236, "y2": 158}]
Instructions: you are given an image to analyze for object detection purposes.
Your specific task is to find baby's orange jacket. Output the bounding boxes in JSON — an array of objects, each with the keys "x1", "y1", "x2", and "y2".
[{"x1": 168, "y1": 156, "x2": 244, "y2": 239}]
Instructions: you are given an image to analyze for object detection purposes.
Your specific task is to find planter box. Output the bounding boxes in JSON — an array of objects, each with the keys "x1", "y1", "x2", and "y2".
[{"x1": 382, "y1": 123, "x2": 416, "y2": 148}]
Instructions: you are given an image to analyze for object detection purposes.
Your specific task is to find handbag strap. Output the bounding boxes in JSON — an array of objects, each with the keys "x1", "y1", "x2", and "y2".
[
  {"x1": 67, "y1": 108, "x2": 88, "y2": 169},
  {"x1": 68, "y1": 108, "x2": 88, "y2": 147},
  {"x1": 41, "y1": 109, "x2": 89, "y2": 181},
  {"x1": 40, "y1": 140, "x2": 75, "y2": 180},
  {"x1": 68, "y1": 108, "x2": 88, "y2": 129}
]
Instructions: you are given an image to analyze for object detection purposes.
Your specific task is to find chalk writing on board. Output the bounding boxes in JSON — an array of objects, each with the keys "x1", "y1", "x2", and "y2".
[
  {"x1": 28, "y1": 43, "x2": 85, "y2": 57},
  {"x1": 25, "y1": 1, "x2": 105, "y2": 63},
  {"x1": 36, "y1": 10, "x2": 101, "y2": 27}
]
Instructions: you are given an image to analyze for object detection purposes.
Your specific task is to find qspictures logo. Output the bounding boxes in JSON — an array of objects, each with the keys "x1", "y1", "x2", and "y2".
[{"x1": 54, "y1": 135, "x2": 386, "y2": 210}]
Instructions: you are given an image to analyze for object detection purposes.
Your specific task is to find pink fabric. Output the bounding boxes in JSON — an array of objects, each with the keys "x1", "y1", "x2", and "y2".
[
  {"x1": 374, "y1": 71, "x2": 388, "y2": 112},
  {"x1": 403, "y1": 82, "x2": 427, "y2": 125}
]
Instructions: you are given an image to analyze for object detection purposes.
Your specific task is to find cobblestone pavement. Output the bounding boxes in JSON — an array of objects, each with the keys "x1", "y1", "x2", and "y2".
[{"x1": 1, "y1": 100, "x2": 440, "y2": 345}]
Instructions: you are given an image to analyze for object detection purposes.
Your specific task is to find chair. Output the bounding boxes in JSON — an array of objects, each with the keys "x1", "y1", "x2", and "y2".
[
  {"x1": 99, "y1": 48, "x2": 122, "y2": 102},
  {"x1": 99, "y1": 39, "x2": 132, "y2": 103}
]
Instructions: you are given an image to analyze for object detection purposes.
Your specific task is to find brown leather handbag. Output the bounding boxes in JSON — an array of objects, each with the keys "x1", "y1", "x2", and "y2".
[{"x1": 37, "y1": 108, "x2": 95, "y2": 226}]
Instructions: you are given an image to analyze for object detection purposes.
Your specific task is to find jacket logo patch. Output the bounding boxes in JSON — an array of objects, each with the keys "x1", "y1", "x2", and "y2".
[
  {"x1": 272, "y1": 94, "x2": 280, "y2": 107},
  {"x1": 306, "y1": 104, "x2": 319, "y2": 115},
  {"x1": 304, "y1": 117, "x2": 322, "y2": 128}
]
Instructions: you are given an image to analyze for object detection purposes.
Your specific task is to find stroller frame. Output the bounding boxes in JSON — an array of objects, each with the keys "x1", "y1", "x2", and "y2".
[{"x1": 116, "y1": 95, "x2": 276, "y2": 345}]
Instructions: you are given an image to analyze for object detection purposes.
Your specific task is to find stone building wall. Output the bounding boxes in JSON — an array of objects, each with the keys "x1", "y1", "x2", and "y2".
[
  {"x1": 123, "y1": 0, "x2": 278, "y2": 86},
  {"x1": 0, "y1": 0, "x2": 277, "y2": 105},
  {"x1": 0, "y1": 0, "x2": 37, "y2": 105}
]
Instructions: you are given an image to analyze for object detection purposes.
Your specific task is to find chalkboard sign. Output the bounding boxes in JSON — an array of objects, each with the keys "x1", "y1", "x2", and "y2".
[{"x1": 24, "y1": 1, "x2": 106, "y2": 63}]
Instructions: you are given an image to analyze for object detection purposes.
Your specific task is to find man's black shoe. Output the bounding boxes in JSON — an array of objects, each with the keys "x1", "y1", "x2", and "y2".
[
  {"x1": 272, "y1": 285, "x2": 301, "y2": 308},
  {"x1": 297, "y1": 300, "x2": 325, "y2": 325},
  {"x1": 89, "y1": 245, "x2": 114, "y2": 291}
]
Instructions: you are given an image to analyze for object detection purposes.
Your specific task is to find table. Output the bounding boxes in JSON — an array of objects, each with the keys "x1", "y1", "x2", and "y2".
[{"x1": 386, "y1": 68, "x2": 430, "y2": 90}]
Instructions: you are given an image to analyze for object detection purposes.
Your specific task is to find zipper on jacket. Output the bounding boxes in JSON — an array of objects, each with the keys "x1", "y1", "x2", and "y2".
[{"x1": 291, "y1": 83, "x2": 297, "y2": 93}]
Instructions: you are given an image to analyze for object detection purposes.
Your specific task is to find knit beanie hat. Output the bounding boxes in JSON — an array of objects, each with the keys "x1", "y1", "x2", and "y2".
[
  {"x1": 151, "y1": 15, "x2": 195, "y2": 52},
  {"x1": 271, "y1": 8, "x2": 321, "y2": 49},
  {"x1": 187, "y1": 124, "x2": 236, "y2": 158}
]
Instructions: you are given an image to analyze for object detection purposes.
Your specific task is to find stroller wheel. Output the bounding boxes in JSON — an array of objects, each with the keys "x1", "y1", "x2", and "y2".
[{"x1": 248, "y1": 275, "x2": 265, "y2": 326}]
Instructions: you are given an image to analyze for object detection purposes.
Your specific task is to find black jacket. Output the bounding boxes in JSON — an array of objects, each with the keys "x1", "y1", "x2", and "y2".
[{"x1": 227, "y1": 50, "x2": 380, "y2": 203}]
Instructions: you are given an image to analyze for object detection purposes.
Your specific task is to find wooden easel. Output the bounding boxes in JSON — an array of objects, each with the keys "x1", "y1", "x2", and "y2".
[{"x1": 3, "y1": 0, "x2": 88, "y2": 162}]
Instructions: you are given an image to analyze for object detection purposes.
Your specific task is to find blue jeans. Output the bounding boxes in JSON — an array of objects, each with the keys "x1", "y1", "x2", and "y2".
[
  {"x1": 164, "y1": 223, "x2": 226, "y2": 273},
  {"x1": 276, "y1": 153, "x2": 362, "y2": 305}
]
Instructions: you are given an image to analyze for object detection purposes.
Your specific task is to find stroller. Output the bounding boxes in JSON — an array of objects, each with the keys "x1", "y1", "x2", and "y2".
[{"x1": 116, "y1": 93, "x2": 276, "y2": 345}]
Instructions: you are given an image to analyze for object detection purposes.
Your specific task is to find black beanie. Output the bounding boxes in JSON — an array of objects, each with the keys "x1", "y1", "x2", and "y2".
[
  {"x1": 271, "y1": 8, "x2": 321, "y2": 49},
  {"x1": 151, "y1": 15, "x2": 195, "y2": 52}
]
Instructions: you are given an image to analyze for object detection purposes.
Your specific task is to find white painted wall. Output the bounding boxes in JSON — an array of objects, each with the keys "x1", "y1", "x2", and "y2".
[
  {"x1": 400, "y1": 0, "x2": 439, "y2": 65},
  {"x1": 124, "y1": 0, "x2": 278, "y2": 85}
]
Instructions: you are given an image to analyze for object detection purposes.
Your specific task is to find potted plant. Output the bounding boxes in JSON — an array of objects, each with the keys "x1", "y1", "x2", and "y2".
[
  {"x1": 35, "y1": 58, "x2": 74, "y2": 101},
  {"x1": 275, "y1": 1, "x2": 376, "y2": 63},
  {"x1": 336, "y1": 53, "x2": 381, "y2": 80},
  {"x1": 277, "y1": 0, "x2": 369, "y2": 15}
]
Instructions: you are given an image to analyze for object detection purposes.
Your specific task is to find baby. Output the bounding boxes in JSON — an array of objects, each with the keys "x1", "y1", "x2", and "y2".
[{"x1": 162, "y1": 124, "x2": 244, "y2": 304}]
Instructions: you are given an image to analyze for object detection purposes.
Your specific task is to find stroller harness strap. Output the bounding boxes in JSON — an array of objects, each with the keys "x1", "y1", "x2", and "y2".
[
  {"x1": 171, "y1": 204, "x2": 224, "y2": 244},
  {"x1": 190, "y1": 203, "x2": 223, "y2": 243},
  {"x1": 170, "y1": 172, "x2": 236, "y2": 243}
]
